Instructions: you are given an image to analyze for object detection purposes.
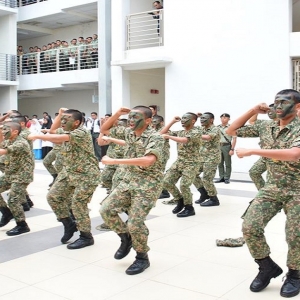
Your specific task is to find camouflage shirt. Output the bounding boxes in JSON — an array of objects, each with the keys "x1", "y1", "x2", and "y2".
[
  {"x1": 20, "y1": 127, "x2": 33, "y2": 150},
  {"x1": 2, "y1": 135, "x2": 34, "y2": 183},
  {"x1": 169, "y1": 126, "x2": 202, "y2": 163},
  {"x1": 236, "y1": 117, "x2": 300, "y2": 189},
  {"x1": 107, "y1": 125, "x2": 126, "y2": 159},
  {"x1": 197, "y1": 125, "x2": 221, "y2": 163},
  {"x1": 155, "y1": 124, "x2": 170, "y2": 163},
  {"x1": 58, "y1": 125, "x2": 100, "y2": 185},
  {"x1": 116, "y1": 126, "x2": 164, "y2": 181}
]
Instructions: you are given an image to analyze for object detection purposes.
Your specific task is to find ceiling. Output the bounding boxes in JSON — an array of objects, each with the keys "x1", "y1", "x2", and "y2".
[{"x1": 17, "y1": 2, "x2": 97, "y2": 40}]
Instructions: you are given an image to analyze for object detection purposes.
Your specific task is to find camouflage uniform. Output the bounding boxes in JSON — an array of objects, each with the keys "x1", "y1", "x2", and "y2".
[
  {"x1": 43, "y1": 144, "x2": 64, "y2": 176},
  {"x1": 154, "y1": 124, "x2": 170, "y2": 171},
  {"x1": 193, "y1": 125, "x2": 221, "y2": 196},
  {"x1": 162, "y1": 127, "x2": 202, "y2": 205},
  {"x1": 47, "y1": 126, "x2": 100, "y2": 232},
  {"x1": 0, "y1": 136, "x2": 34, "y2": 222},
  {"x1": 100, "y1": 126, "x2": 164, "y2": 253},
  {"x1": 248, "y1": 120, "x2": 272, "y2": 190},
  {"x1": 249, "y1": 157, "x2": 267, "y2": 190},
  {"x1": 100, "y1": 126, "x2": 126, "y2": 189},
  {"x1": 237, "y1": 117, "x2": 300, "y2": 269}
]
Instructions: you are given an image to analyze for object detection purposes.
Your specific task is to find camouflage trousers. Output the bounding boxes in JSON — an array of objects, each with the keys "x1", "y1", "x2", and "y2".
[
  {"x1": 249, "y1": 157, "x2": 266, "y2": 191},
  {"x1": 193, "y1": 161, "x2": 218, "y2": 196},
  {"x1": 101, "y1": 165, "x2": 117, "y2": 189},
  {"x1": 111, "y1": 165, "x2": 127, "y2": 191},
  {"x1": 47, "y1": 177, "x2": 97, "y2": 232},
  {"x1": 0, "y1": 176, "x2": 28, "y2": 222},
  {"x1": 43, "y1": 149, "x2": 63, "y2": 176},
  {"x1": 100, "y1": 177, "x2": 162, "y2": 253},
  {"x1": 162, "y1": 160, "x2": 200, "y2": 205},
  {"x1": 242, "y1": 186, "x2": 300, "y2": 269}
]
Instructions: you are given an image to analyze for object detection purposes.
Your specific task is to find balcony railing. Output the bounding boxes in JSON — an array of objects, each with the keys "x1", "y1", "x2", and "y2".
[
  {"x1": 0, "y1": 53, "x2": 17, "y2": 81},
  {"x1": 0, "y1": 0, "x2": 17, "y2": 8},
  {"x1": 126, "y1": 9, "x2": 164, "y2": 50},
  {"x1": 18, "y1": 44, "x2": 98, "y2": 75},
  {"x1": 18, "y1": 0, "x2": 47, "y2": 7}
]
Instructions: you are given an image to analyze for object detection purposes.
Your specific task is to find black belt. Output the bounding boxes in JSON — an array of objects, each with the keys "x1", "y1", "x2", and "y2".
[{"x1": 220, "y1": 143, "x2": 230, "y2": 146}]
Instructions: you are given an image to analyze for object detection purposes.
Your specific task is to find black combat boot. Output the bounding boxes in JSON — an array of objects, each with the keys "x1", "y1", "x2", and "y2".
[
  {"x1": 26, "y1": 195, "x2": 34, "y2": 207},
  {"x1": 0, "y1": 207, "x2": 14, "y2": 227},
  {"x1": 250, "y1": 256, "x2": 283, "y2": 292},
  {"x1": 114, "y1": 233, "x2": 132, "y2": 259},
  {"x1": 200, "y1": 195, "x2": 220, "y2": 207},
  {"x1": 177, "y1": 205, "x2": 195, "y2": 218},
  {"x1": 6, "y1": 221, "x2": 30, "y2": 236},
  {"x1": 22, "y1": 202, "x2": 30, "y2": 211},
  {"x1": 60, "y1": 217, "x2": 78, "y2": 244},
  {"x1": 172, "y1": 198, "x2": 184, "y2": 214},
  {"x1": 125, "y1": 252, "x2": 150, "y2": 275},
  {"x1": 67, "y1": 232, "x2": 94, "y2": 249},
  {"x1": 280, "y1": 269, "x2": 300, "y2": 298},
  {"x1": 49, "y1": 174, "x2": 58, "y2": 187},
  {"x1": 195, "y1": 187, "x2": 210, "y2": 204},
  {"x1": 158, "y1": 190, "x2": 170, "y2": 199}
]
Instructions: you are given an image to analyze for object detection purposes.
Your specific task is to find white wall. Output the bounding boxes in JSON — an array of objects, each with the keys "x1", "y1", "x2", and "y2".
[
  {"x1": 130, "y1": 68, "x2": 165, "y2": 116},
  {"x1": 0, "y1": 86, "x2": 18, "y2": 113},
  {"x1": 19, "y1": 21, "x2": 97, "y2": 52},
  {"x1": 162, "y1": 0, "x2": 292, "y2": 172},
  {"x1": 18, "y1": 89, "x2": 102, "y2": 118}
]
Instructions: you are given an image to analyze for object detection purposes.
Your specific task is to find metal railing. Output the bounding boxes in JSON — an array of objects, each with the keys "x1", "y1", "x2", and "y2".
[
  {"x1": 0, "y1": 53, "x2": 17, "y2": 81},
  {"x1": 0, "y1": 0, "x2": 17, "y2": 8},
  {"x1": 293, "y1": 59, "x2": 300, "y2": 91},
  {"x1": 18, "y1": 44, "x2": 98, "y2": 75},
  {"x1": 126, "y1": 9, "x2": 164, "y2": 50},
  {"x1": 18, "y1": 0, "x2": 47, "y2": 7}
]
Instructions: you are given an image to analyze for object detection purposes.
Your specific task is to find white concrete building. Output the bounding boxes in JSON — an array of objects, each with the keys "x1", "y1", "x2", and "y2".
[{"x1": 1, "y1": 0, "x2": 300, "y2": 172}]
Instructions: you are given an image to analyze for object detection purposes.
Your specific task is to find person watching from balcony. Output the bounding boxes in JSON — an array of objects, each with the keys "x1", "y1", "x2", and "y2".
[
  {"x1": 69, "y1": 38, "x2": 78, "y2": 70},
  {"x1": 78, "y1": 36, "x2": 86, "y2": 69},
  {"x1": 91, "y1": 34, "x2": 98, "y2": 68},
  {"x1": 28, "y1": 46, "x2": 37, "y2": 74},
  {"x1": 40, "y1": 45, "x2": 47, "y2": 73},
  {"x1": 150, "y1": 1, "x2": 163, "y2": 34}
]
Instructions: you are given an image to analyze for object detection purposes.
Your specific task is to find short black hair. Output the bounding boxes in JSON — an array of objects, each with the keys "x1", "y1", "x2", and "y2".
[
  {"x1": 132, "y1": 106, "x2": 152, "y2": 119},
  {"x1": 5, "y1": 121, "x2": 21, "y2": 134},
  {"x1": 12, "y1": 116, "x2": 26, "y2": 124},
  {"x1": 203, "y1": 112, "x2": 215, "y2": 119},
  {"x1": 153, "y1": 115, "x2": 164, "y2": 123},
  {"x1": 276, "y1": 89, "x2": 300, "y2": 103},
  {"x1": 186, "y1": 112, "x2": 198, "y2": 121},
  {"x1": 105, "y1": 113, "x2": 112, "y2": 117},
  {"x1": 64, "y1": 109, "x2": 83, "y2": 122},
  {"x1": 91, "y1": 112, "x2": 98, "y2": 116}
]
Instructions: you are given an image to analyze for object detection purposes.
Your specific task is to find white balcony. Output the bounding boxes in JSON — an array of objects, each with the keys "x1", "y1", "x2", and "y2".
[
  {"x1": 0, "y1": 0, "x2": 17, "y2": 15},
  {"x1": 0, "y1": 53, "x2": 18, "y2": 86}
]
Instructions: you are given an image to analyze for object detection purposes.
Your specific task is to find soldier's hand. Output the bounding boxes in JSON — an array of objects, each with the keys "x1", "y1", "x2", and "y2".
[
  {"x1": 253, "y1": 103, "x2": 269, "y2": 114},
  {"x1": 27, "y1": 134, "x2": 37, "y2": 141},
  {"x1": 236, "y1": 148, "x2": 252, "y2": 158},
  {"x1": 101, "y1": 136, "x2": 110, "y2": 143},
  {"x1": 173, "y1": 116, "x2": 181, "y2": 123},
  {"x1": 59, "y1": 107, "x2": 69, "y2": 115},
  {"x1": 101, "y1": 155, "x2": 115, "y2": 165},
  {"x1": 117, "y1": 107, "x2": 131, "y2": 116},
  {"x1": 229, "y1": 149, "x2": 234, "y2": 156},
  {"x1": 162, "y1": 134, "x2": 170, "y2": 139}
]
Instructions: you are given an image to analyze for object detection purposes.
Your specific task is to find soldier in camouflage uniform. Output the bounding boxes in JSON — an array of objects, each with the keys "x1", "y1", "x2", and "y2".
[
  {"x1": 161, "y1": 113, "x2": 202, "y2": 217},
  {"x1": 42, "y1": 128, "x2": 64, "y2": 188},
  {"x1": 151, "y1": 115, "x2": 170, "y2": 200},
  {"x1": 227, "y1": 89, "x2": 300, "y2": 297},
  {"x1": 28, "y1": 108, "x2": 100, "y2": 250},
  {"x1": 0, "y1": 122, "x2": 33, "y2": 236},
  {"x1": 193, "y1": 112, "x2": 221, "y2": 207},
  {"x1": 248, "y1": 104, "x2": 278, "y2": 190},
  {"x1": 100, "y1": 106, "x2": 164, "y2": 275}
]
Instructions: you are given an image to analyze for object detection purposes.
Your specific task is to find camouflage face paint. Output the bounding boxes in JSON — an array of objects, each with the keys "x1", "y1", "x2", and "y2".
[
  {"x1": 2, "y1": 124, "x2": 12, "y2": 140},
  {"x1": 181, "y1": 114, "x2": 193, "y2": 128},
  {"x1": 128, "y1": 111, "x2": 145, "y2": 131},
  {"x1": 267, "y1": 107, "x2": 277, "y2": 120},
  {"x1": 117, "y1": 120, "x2": 127, "y2": 127},
  {"x1": 274, "y1": 94, "x2": 295, "y2": 119},
  {"x1": 61, "y1": 114, "x2": 75, "y2": 131},
  {"x1": 151, "y1": 117, "x2": 160, "y2": 129},
  {"x1": 200, "y1": 114, "x2": 211, "y2": 126}
]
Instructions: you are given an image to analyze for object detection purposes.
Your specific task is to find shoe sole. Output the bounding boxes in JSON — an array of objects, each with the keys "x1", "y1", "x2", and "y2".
[
  {"x1": 280, "y1": 290, "x2": 300, "y2": 298},
  {"x1": 177, "y1": 212, "x2": 196, "y2": 218},
  {"x1": 6, "y1": 228, "x2": 30, "y2": 236}
]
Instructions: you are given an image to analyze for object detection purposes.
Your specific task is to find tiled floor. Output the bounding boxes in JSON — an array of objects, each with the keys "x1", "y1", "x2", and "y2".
[{"x1": 0, "y1": 162, "x2": 290, "y2": 300}]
